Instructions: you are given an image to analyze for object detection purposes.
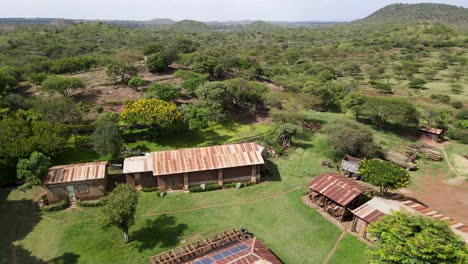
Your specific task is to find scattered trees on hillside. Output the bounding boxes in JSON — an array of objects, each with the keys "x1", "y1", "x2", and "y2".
[
  {"x1": 16, "y1": 152, "x2": 51, "y2": 190},
  {"x1": 0, "y1": 66, "x2": 21, "y2": 95},
  {"x1": 146, "y1": 52, "x2": 168, "y2": 73},
  {"x1": 50, "y1": 56, "x2": 97, "y2": 74},
  {"x1": 408, "y1": 77, "x2": 427, "y2": 89},
  {"x1": 367, "y1": 211, "x2": 468, "y2": 264},
  {"x1": 101, "y1": 184, "x2": 139, "y2": 242},
  {"x1": 92, "y1": 112, "x2": 123, "y2": 159},
  {"x1": 41, "y1": 76, "x2": 85, "y2": 97},
  {"x1": 106, "y1": 61, "x2": 137, "y2": 84},
  {"x1": 343, "y1": 92, "x2": 366, "y2": 120},
  {"x1": 120, "y1": 98, "x2": 183, "y2": 134},
  {"x1": 359, "y1": 159, "x2": 410, "y2": 193},
  {"x1": 322, "y1": 119, "x2": 381, "y2": 159}
]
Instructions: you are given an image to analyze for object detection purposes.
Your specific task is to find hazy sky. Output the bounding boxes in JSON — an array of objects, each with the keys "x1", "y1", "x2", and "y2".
[{"x1": 1, "y1": 0, "x2": 467, "y2": 21}]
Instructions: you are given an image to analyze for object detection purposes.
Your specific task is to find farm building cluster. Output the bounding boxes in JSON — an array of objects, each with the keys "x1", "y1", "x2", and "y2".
[
  {"x1": 43, "y1": 143, "x2": 265, "y2": 202},
  {"x1": 306, "y1": 173, "x2": 468, "y2": 243}
]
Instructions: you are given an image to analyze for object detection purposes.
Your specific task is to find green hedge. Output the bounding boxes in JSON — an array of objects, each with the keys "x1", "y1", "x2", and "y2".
[
  {"x1": 206, "y1": 183, "x2": 220, "y2": 191},
  {"x1": 189, "y1": 185, "x2": 204, "y2": 192},
  {"x1": 41, "y1": 199, "x2": 68, "y2": 212},
  {"x1": 141, "y1": 187, "x2": 159, "y2": 192},
  {"x1": 77, "y1": 199, "x2": 103, "y2": 207}
]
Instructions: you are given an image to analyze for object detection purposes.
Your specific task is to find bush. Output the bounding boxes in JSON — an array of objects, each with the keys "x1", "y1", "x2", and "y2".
[
  {"x1": 223, "y1": 182, "x2": 237, "y2": 189},
  {"x1": 450, "y1": 84, "x2": 463, "y2": 94},
  {"x1": 146, "y1": 52, "x2": 168, "y2": 73},
  {"x1": 77, "y1": 199, "x2": 103, "y2": 207},
  {"x1": 451, "y1": 101, "x2": 464, "y2": 109},
  {"x1": 94, "y1": 104, "x2": 103, "y2": 113},
  {"x1": 41, "y1": 199, "x2": 68, "y2": 212},
  {"x1": 189, "y1": 185, "x2": 204, "y2": 192},
  {"x1": 141, "y1": 187, "x2": 158, "y2": 192},
  {"x1": 446, "y1": 128, "x2": 468, "y2": 144},
  {"x1": 455, "y1": 109, "x2": 468, "y2": 120},
  {"x1": 27, "y1": 72, "x2": 48, "y2": 85},
  {"x1": 146, "y1": 83, "x2": 181, "y2": 101},
  {"x1": 206, "y1": 183, "x2": 220, "y2": 191},
  {"x1": 430, "y1": 94, "x2": 451, "y2": 104},
  {"x1": 128, "y1": 76, "x2": 146, "y2": 88}
]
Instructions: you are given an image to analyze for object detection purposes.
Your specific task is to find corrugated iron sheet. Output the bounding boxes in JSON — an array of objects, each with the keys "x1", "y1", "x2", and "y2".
[
  {"x1": 308, "y1": 173, "x2": 373, "y2": 206},
  {"x1": 45, "y1": 161, "x2": 108, "y2": 185},
  {"x1": 124, "y1": 143, "x2": 265, "y2": 176},
  {"x1": 353, "y1": 198, "x2": 468, "y2": 243},
  {"x1": 420, "y1": 126, "x2": 444, "y2": 135}
]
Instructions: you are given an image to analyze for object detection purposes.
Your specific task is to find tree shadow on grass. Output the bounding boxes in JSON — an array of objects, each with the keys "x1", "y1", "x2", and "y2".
[
  {"x1": 132, "y1": 214, "x2": 188, "y2": 252},
  {"x1": 264, "y1": 160, "x2": 282, "y2": 182}
]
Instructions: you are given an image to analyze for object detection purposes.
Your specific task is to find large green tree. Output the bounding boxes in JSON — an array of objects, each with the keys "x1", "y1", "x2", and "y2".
[
  {"x1": 101, "y1": 184, "x2": 139, "y2": 242},
  {"x1": 41, "y1": 76, "x2": 85, "y2": 97},
  {"x1": 16, "y1": 152, "x2": 51, "y2": 191},
  {"x1": 93, "y1": 112, "x2": 123, "y2": 159},
  {"x1": 362, "y1": 97, "x2": 419, "y2": 128},
  {"x1": 359, "y1": 159, "x2": 410, "y2": 193},
  {"x1": 106, "y1": 61, "x2": 138, "y2": 84},
  {"x1": 367, "y1": 211, "x2": 468, "y2": 264},
  {"x1": 343, "y1": 92, "x2": 366, "y2": 120}
]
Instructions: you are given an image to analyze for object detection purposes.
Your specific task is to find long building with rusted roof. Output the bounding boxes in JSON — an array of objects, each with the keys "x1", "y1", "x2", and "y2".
[
  {"x1": 45, "y1": 161, "x2": 109, "y2": 203},
  {"x1": 123, "y1": 143, "x2": 265, "y2": 191}
]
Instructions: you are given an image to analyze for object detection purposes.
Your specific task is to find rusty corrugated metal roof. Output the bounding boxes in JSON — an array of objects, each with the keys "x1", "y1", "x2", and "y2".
[
  {"x1": 124, "y1": 143, "x2": 265, "y2": 176},
  {"x1": 308, "y1": 173, "x2": 374, "y2": 206},
  {"x1": 45, "y1": 161, "x2": 108, "y2": 185},
  {"x1": 352, "y1": 198, "x2": 468, "y2": 243},
  {"x1": 420, "y1": 126, "x2": 444, "y2": 135}
]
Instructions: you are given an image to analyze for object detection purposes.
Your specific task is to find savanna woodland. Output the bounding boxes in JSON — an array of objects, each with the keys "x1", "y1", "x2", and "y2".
[{"x1": 0, "y1": 3, "x2": 467, "y2": 264}]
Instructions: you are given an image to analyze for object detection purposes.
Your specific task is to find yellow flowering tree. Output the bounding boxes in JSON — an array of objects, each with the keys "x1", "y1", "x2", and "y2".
[
  {"x1": 120, "y1": 99, "x2": 183, "y2": 133},
  {"x1": 359, "y1": 159, "x2": 410, "y2": 193}
]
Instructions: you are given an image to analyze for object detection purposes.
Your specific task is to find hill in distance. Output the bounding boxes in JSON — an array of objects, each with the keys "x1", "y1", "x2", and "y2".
[
  {"x1": 163, "y1": 19, "x2": 214, "y2": 32},
  {"x1": 356, "y1": 3, "x2": 468, "y2": 26}
]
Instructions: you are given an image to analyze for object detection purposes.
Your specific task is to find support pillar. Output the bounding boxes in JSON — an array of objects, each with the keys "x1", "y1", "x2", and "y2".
[
  {"x1": 218, "y1": 169, "x2": 224, "y2": 186},
  {"x1": 184, "y1": 173, "x2": 189, "y2": 191},
  {"x1": 251, "y1": 165, "x2": 257, "y2": 184},
  {"x1": 157, "y1": 176, "x2": 166, "y2": 191}
]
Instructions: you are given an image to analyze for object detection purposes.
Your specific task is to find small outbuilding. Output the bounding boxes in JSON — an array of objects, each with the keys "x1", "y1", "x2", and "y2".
[
  {"x1": 44, "y1": 161, "x2": 108, "y2": 203},
  {"x1": 123, "y1": 143, "x2": 265, "y2": 191},
  {"x1": 148, "y1": 228, "x2": 281, "y2": 264},
  {"x1": 351, "y1": 197, "x2": 468, "y2": 243},
  {"x1": 307, "y1": 173, "x2": 373, "y2": 221},
  {"x1": 419, "y1": 126, "x2": 445, "y2": 141}
]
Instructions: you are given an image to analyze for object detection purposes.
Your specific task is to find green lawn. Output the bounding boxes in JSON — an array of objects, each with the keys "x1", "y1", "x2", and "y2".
[
  {"x1": 328, "y1": 235, "x2": 368, "y2": 264},
  {"x1": 0, "y1": 123, "x2": 368, "y2": 264}
]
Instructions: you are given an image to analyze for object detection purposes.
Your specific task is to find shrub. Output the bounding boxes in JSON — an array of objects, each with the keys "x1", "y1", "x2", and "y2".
[
  {"x1": 94, "y1": 104, "x2": 103, "y2": 113},
  {"x1": 455, "y1": 109, "x2": 468, "y2": 120},
  {"x1": 146, "y1": 83, "x2": 181, "y2": 101},
  {"x1": 41, "y1": 199, "x2": 68, "y2": 212},
  {"x1": 27, "y1": 72, "x2": 48, "y2": 85},
  {"x1": 451, "y1": 101, "x2": 464, "y2": 109},
  {"x1": 223, "y1": 182, "x2": 237, "y2": 189},
  {"x1": 450, "y1": 84, "x2": 463, "y2": 94},
  {"x1": 206, "y1": 183, "x2": 220, "y2": 191},
  {"x1": 446, "y1": 128, "x2": 468, "y2": 144},
  {"x1": 189, "y1": 185, "x2": 204, "y2": 193},
  {"x1": 146, "y1": 52, "x2": 168, "y2": 73},
  {"x1": 128, "y1": 76, "x2": 146, "y2": 88},
  {"x1": 141, "y1": 187, "x2": 158, "y2": 192},
  {"x1": 430, "y1": 94, "x2": 451, "y2": 104},
  {"x1": 77, "y1": 199, "x2": 103, "y2": 207}
]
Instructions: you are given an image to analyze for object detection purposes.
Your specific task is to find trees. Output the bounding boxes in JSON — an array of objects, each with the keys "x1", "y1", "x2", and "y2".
[
  {"x1": 101, "y1": 184, "x2": 139, "y2": 242},
  {"x1": 146, "y1": 52, "x2": 168, "y2": 73},
  {"x1": 322, "y1": 119, "x2": 381, "y2": 159},
  {"x1": 41, "y1": 76, "x2": 85, "y2": 97},
  {"x1": 146, "y1": 83, "x2": 181, "y2": 101},
  {"x1": 93, "y1": 112, "x2": 123, "y2": 159},
  {"x1": 0, "y1": 67, "x2": 19, "y2": 95},
  {"x1": 359, "y1": 159, "x2": 410, "y2": 193},
  {"x1": 106, "y1": 61, "x2": 137, "y2": 84},
  {"x1": 180, "y1": 103, "x2": 210, "y2": 129},
  {"x1": 367, "y1": 211, "x2": 468, "y2": 264},
  {"x1": 343, "y1": 92, "x2": 366, "y2": 120},
  {"x1": 120, "y1": 99, "x2": 183, "y2": 133},
  {"x1": 195, "y1": 81, "x2": 230, "y2": 121},
  {"x1": 143, "y1": 42, "x2": 164, "y2": 56},
  {"x1": 16, "y1": 152, "x2": 51, "y2": 191},
  {"x1": 225, "y1": 78, "x2": 268, "y2": 108},
  {"x1": 362, "y1": 97, "x2": 419, "y2": 128}
]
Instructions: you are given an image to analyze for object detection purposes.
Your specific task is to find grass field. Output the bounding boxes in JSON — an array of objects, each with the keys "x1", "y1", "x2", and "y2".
[{"x1": 0, "y1": 121, "x2": 369, "y2": 264}]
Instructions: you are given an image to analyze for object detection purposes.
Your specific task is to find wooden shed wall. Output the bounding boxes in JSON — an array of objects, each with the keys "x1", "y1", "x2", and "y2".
[
  {"x1": 46, "y1": 179, "x2": 106, "y2": 203},
  {"x1": 188, "y1": 169, "x2": 218, "y2": 185}
]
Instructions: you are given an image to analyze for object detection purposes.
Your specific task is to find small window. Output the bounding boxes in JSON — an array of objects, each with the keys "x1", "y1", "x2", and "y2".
[
  {"x1": 51, "y1": 186, "x2": 63, "y2": 196},
  {"x1": 76, "y1": 184, "x2": 89, "y2": 194}
]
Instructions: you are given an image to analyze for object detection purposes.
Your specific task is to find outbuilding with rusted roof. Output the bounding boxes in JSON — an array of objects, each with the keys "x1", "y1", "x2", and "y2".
[
  {"x1": 419, "y1": 126, "x2": 445, "y2": 141},
  {"x1": 44, "y1": 161, "x2": 109, "y2": 203},
  {"x1": 123, "y1": 143, "x2": 265, "y2": 191},
  {"x1": 307, "y1": 173, "x2": 373, "y2": 221}
]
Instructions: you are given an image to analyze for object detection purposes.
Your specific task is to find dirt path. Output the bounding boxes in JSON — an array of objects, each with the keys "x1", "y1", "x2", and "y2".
[
  {"x1": 322, "y1": 231, "x2": 346, "y2": 264},
  {"x1": 440, "y1": 147, "x2": 462, "y2": 178}
]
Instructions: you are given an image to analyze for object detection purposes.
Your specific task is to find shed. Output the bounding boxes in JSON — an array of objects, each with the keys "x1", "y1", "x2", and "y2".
[
  {"x1": 44, "y1": 161, "x2": 108, "y2": 203},
  {"x1": 123, "y1": 143, "x2": 265, "y2": 191},
  {"x1": 308, "y1": 173, "x2": 373, "y2": 221},
  {"x1": 419, "y1": 126, "x2": 444, "y2": 141},
  {"x1": 351, "y1": 197, "x2": 468, "y2": 242},
  {"x1": 148, "y1": 228, "x2": 281, "y2": 264}
]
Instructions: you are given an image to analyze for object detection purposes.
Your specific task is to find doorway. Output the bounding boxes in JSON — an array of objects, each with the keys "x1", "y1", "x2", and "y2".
[{"x1": 66, "y1": 185, "x2": 75, "y2": 199}]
